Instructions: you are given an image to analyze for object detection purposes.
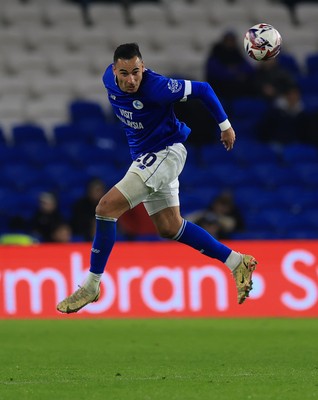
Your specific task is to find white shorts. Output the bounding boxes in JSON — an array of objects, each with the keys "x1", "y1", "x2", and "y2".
[{"x1": 115, "y1": 143, "x2": 187, "y2": 215}]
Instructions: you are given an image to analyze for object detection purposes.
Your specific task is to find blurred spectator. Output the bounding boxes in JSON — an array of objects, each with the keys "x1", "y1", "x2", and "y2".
[
  {"x1": 71, "y1": 178, "x2": 107, "y2": 241},
  {"x1": 30, "y1": 192, "x2": 66, "y2": 242},
  {"x1": 205, "y1": 31, "x2": 255, "y2": 100},
  {"x1": 251, "y1": 58, "x2": 296, "y2": 101},
  {"x1": 187, "y1": 190, "x2": 244, "y2": 240},
  {"x1": 257, "y1": 84, "x2": 311, "y2": 145},
  {"x1": 51, "y1": 222, "x2": 73, "y2": 243}
]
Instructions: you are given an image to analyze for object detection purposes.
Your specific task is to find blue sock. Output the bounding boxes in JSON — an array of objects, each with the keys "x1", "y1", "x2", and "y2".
[
  {"x1": 89, "y1": 216, "x2": 117, "y2": 274},
  {"x1": 174, "y1": 219, "x2": 231, "y2": 262}
]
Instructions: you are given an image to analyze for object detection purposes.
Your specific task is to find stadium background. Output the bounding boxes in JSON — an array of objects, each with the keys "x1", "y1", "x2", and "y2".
[{"x1": 0, "y1": 0, "x2": 318, "y2": 318}]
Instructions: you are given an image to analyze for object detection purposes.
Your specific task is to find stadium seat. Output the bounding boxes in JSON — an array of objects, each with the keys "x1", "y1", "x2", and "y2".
[
  {"x1": 230, "y1": 98, "x2": 269, "y2": 139},
  {"x1": 206, "y1": 2, "x2": 253, "y2": 27},
  {"x1": 89, "y1": 3, "x2": 126, "y2": 29},
  {"x1": 293, "y1": 162, "x2": 318, "y2": 187},
  {"x1": 85, "y1": 162, "x2": 126, "y2": 188},
  {"x1": 252, "y1": 163, "x2": 295, "y2": 188},
  {"x1": 164, "y1": 2, "x2": 210, "y2": 28},
  {"x1": 43, "y1": 162, "x2": 88, "y2": 191},
  {"x1": 53, "y1": 123, "x2": 95, "y2": 146},
  {"x1": 275, "y1": 185, "x2": 318, "y2": 210},
  {"x1": 249, "y1": 3, "x2": 292, "y2": 27},
  {"x1": 4, "y1": 51, "x2": 49, "y2": 77},
  {"x1": 245, "y1": 207, "x2": 300, "y2": 233},
  {"x1": 296, "y1": 3, "x2": 318, "y2": 27},
  {"x1": 21, "y1": 142, "x2": 66, "y2": 168},
  {"x1": 24, "y1": 95, "x2": 70, "y2": 128},
  {"x1": 282, "y1": 143, "x2": 318, "y2": 164},
  {"x1": 302, "y1": 93, "x2": 318, "y2": 113},
  {"x1": 230, "y1": 230, "x2": 283, "y2": 240},
  {"x1": 11, "y1": 123, "x2": 49, "y2": 146},
  {"x1": 42, "y1": 3, "x2": 84, "y2": 29},
  {"x1": 284, "y1": 229, "x2": 318, "y2": 239},
  {"x1": 281, "y1": 27, "x2": 316, "y2": 69},
  {"x1": 199, "y1": 143, "x2": 236, "y2": 166},
  {"x1": 299, "y1": 208, "x2": 318, "y2": 230},
  {"x1": 207, "y1": 164, "x2": 253, "y2": 188},
  {"x1": 234, "y1": 186, "x2": 279, "y2": 211},
  {"x1": 129, "y1": 2, "x2": 169, "y2": 28},
  {"x1": 233, "y1": 140, "x2": 279, "y2": 165},
  {"x1": 46, "y1": 51, "x2": 93, "y2": 77},
  {"x1": 69, "y1": 100, "x2": 107, "y2": 124},
  {"x1": 1, "y1": 162, "x2": 45, "y2": 191},
  {"x1": 277, "y1": 52, "x2": 302, "y2": 78},
  {"x1": 1, "y1": 3, "x2": 44, "y2": 28},
  {"x1": 298, "y1": 74, "x2": 318, "y2": 96}
]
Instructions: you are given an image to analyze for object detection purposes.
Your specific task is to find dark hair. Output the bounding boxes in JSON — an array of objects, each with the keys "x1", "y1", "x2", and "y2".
[{"x1": 113, "y1": 43, "x2": 142, "y2": 63}]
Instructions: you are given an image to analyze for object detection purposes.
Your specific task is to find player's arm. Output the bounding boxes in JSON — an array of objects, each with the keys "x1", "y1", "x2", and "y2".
[{"x1": 184, "y1": 80, "x2": 235, "y2": 150}]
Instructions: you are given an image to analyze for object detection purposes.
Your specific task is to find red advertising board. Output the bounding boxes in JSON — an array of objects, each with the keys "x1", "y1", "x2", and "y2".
[{"x1": 0, "y1": 241, "x2": 318, "y2": 318}]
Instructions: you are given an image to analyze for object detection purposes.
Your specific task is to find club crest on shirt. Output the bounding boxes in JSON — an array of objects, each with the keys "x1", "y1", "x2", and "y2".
[
  {"x1": 133, "y1": 100, "x2": 144, "y2": 109},
  {"x1": 168, "y1": 79, "x2": 182, "y2": 93}
]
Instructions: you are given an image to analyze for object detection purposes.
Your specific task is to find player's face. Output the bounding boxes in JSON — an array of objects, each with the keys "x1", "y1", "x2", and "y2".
[{"x1": 113, "y1": 56, "x2": 145, "y2": 93}]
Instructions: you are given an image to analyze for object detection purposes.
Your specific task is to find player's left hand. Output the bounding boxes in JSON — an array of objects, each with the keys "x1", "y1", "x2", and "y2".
[{"x1": 220, "y1": 127, "x2": 236, "y2": 151}]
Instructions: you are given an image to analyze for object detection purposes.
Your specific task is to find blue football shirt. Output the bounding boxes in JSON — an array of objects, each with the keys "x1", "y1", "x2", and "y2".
[{"x1": 103, "y1": 64, "x2": 229, "y2": 160}]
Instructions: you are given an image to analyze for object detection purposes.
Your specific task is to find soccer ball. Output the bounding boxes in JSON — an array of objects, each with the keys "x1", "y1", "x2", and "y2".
[{"x1": 244, "y1": 23, "x2": 282, "y2": 61}]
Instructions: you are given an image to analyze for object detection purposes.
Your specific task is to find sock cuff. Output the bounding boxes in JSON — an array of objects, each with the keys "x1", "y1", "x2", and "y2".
[
  {"x1": 172, "y1": 219, "x2": 187, "y2": 241},
  {"x1": 95, "y1": 215, "x2": 118, "y2": 222}
]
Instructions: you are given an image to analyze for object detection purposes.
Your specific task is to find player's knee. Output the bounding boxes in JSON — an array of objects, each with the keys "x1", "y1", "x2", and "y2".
[
  {"x1": 95, "y1": 197, "x2": 115, "y2": 216},
  {"x1": 95, "y1": 200, "x2": 106, "y2": 216}
]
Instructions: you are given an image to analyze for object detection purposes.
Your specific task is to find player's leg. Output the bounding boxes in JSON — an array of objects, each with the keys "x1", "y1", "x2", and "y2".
[
  {"x1": 149, "y1": 205, "x2": 257, "y2": 304},
  {"x1": 57, "y1": 174, "x2": 150, "y2": 313}
]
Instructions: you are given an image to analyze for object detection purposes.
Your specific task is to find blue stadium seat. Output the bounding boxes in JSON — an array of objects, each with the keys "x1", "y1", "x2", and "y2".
[
  {"x1": 252, "y1": 163, "x2": 295, "y2": 187},
  {"x1": 181, "y1": 164, "x2": 217, "y2": 189},
  {"x1": 302, "y1": 93, "x2": 318, "y2": 112},
  {"x1": 302, "y1": 208, "x2": 318, "y2": 229},
  {"x1": 43, "y1": 162, "x2": 89, "y2": 191},
  {"x1": 298, "y1": 74, "x2": 318, "y2": 95},
  {"x1": 230, "y1": 98, "x2": 269, "y2": 137},
  {"x1": 21, "y1": 142, "x2": 67, "y2": 167},
  {"x1": 277, "y1": 52, "x2": 301, "y2": 78},
  {"x1": 85, "y1": 162, "x2": 126, "y2": 187},
  {"x1": 234, "y1": 186, "x2": 279, "y2": 212},
  {"x1": 230, "y1": 230, "x2": 283, "y2": 240},
  {"x1": 293, "y1": 162, "x2": 318, "y2": 187},
  {"x1": 180, "y1": 187, "x2": 221, "y2": 214},
  {"x1": 53, "y1": 123, "x2": 95, "y2": 146},
  {"x1": 284, "y1": 230, "x2": 318, "y2": 239},
  {"x1": 282, "y1": 143, "x2": 318, "y2": 164},
  {"x1": 231, "y1": 98, "x2": 269, "y2": 119},
  {"x1": 0, "y1": 144, "x2": 27, "y2": 167},
  {"x1": 69, "y1": 100, "x2": 107, "y2": 124},
  {"x1": 207, "y1": 164, "x2": 253, "y2": 188},
  {"x1": 233, "y1": 140, "x2": 279, "y2": 165},
  {"x1": 1, "y1": 162, "x2": 45, "y2": 191},
  {"x1": 199, "y1": 143, "x2": 236, "y2": 165},
  {"x1": 245, "y1": 207, "x2": 303, "y2": 233},
  {"x1": 275, "y1": 185, "x2": 317, "y2": 210},
  {"x1": 0, "y1": 188, "x2": 22, "y2": 220},
  {"x1": 11, "y1": 123, "x2": 49, "y2": 146}
]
